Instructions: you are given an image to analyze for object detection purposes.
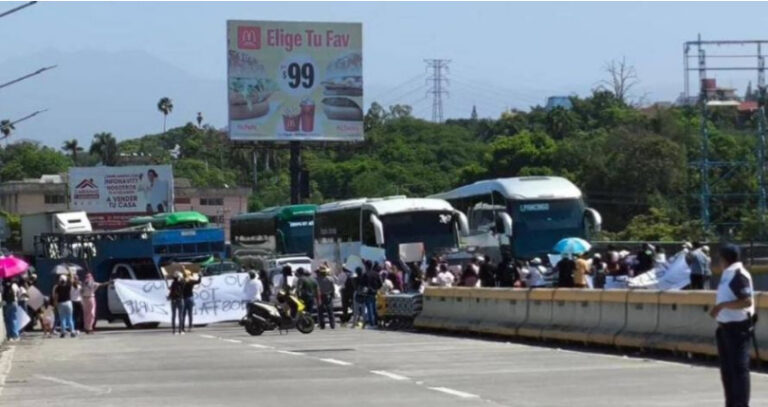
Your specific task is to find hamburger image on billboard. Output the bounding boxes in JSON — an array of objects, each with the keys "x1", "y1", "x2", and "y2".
[{"x1": 226, "y1": 20, "x2": 363, "y2": 142}]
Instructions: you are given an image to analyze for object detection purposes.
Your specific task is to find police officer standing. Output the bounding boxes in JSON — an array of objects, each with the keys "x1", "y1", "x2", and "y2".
[{"x1": 709, "y1": 244, "x2": 754, "y2": 407}]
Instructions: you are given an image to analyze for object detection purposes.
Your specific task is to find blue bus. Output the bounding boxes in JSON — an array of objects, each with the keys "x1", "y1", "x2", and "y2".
[{"x1": 431, "y1": 177, "x2": 602, "y2": 260}]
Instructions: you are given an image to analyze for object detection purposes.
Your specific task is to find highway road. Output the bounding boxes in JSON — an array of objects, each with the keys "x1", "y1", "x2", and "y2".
[{"x1": 1, "y1": 324, "x2": 767, "y2": 406}]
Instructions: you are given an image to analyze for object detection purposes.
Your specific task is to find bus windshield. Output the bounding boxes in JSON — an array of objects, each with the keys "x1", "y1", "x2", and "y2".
[
  {"x1": 380, "y1": 210, "x2": 457, "y2": 258},
  {"x1": 277, "y1": 215, "x2": 314, "y2": 256},
  {"x1": 509, "y1": 198, "x2": 585, "y2": 257}
]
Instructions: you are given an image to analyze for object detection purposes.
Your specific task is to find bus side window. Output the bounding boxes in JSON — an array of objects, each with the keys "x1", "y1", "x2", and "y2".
[{"x1": 468, "y1": 193, "x2": 496, "y2": 232}]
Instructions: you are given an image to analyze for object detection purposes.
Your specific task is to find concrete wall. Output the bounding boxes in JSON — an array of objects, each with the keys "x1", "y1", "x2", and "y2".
[{"x1": 415, "y1": 287, "x2": 768, "y2": 362}]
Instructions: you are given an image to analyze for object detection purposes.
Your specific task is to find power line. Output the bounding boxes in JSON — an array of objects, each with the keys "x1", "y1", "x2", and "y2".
[
  {"x1": 425, "y1": 59, "x2": 450, "y2": 123},
  {"x1": 0, "y1": 1, "x2": 36, "y2": 19},
  {"x1": 0, "y1": 65, "x2": 57, "y2": 90},
  {"x1": 368, "y1": 73, "x2": 426, "y2": 104}
]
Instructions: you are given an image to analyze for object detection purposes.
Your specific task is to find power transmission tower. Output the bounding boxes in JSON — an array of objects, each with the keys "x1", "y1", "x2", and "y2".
[
  {"x1": 425, "y1": 59, "x2": 450, "y2": 123},
  {"x1": 683, "y1": 34, "x2": 768, "y2": 234}
]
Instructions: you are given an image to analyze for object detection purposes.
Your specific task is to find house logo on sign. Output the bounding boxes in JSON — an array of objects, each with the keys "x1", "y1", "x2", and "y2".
[
  {"x1": 74, "y1": 178, "x2": 99, "y2": 201},
  {"x1": 237, "y1": 26, "x2": 261, "y2": 50}
]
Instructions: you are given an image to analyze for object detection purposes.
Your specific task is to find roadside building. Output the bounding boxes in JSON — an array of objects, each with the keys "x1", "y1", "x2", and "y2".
[{"x1": 0, "y1": 175, "x2": 68, "y2": 215}]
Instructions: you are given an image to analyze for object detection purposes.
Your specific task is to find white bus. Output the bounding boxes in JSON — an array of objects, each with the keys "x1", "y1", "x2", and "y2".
[
  {"x1": 431, "y1": 176, "x2": 601, "y2": 261},
  {"x1": 313, "y1": 196, "x2": 469, "y2": 269}
]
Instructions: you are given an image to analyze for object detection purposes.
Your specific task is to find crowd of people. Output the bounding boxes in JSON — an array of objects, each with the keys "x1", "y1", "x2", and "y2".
[{"x1": 2, "y1": 270, "x2": 109, "y2": 341}]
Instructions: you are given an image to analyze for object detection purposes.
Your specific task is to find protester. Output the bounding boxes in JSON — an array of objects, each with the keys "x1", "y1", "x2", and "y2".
[
  {"x1": 80, "y1": 272, "x2": 107, "y2": 334},
  {"x1": 687, "y1": 243, "x2": 712, "y2": 290},
  {"x1": 573, "y1": 253, "x2": 590, "y2": 288},
  {"x1": 710, "y1": 244, "x2": 754, "y2": 407},
  {"x1": 556, "y1": 254, "x2": 575, "y2": 288},
  {"x1": 296, "y1": 268, "x2": 318, "y2": 316},
  {"x1": 460, "y1": 263, "x2": 479, "y2": 287},
  {"x1": 182, "y1": 270, "x2": 202, "y2": 332},
  {"x1": 245, "y1": 270, "x2": 264, "y2": 302},
  {"x1": 52, "y1": 274, "x2": 76, "y2": 338},
  {"x1": 2, "y1": 278, "x2": 20, "y2": 341},
  {"x1": 258, "y1": 269, "x2": 271, "y2": 302},
  {"x1": 167, "y1": 271, "x2": 185, "y2": 335},
  {"x1": 591, "y1": 253, "x2": 607, "y2": 289},
  {"x1": 380, "y1": 272, "x2": 395, "y2": 294},
  {"x1": 389, "y1": 263, "x2": 404, "y2": 292},
  {"x1": 317, "y1": 267, "x2": 336, "y2": 330},
  {"x1": 362, "y1": 263, "x2": 382, "y2": 328},
  {"x1": 479, "y1": 256, "x2": 496, "y2": 287},
  {"x1": 495, "y1": 254, "x2": 516, "y2": 287},
  {"x1": 524, "y1": 258, "x2": 547, "y2": 288},
  {"x1": 635, "y1": 243, "x2": 655, "y2": 275},
  {"x1": 436, "y1": 264, "x2": 455, "y2": 287},
  {"x1": 340, "y1": 267, "x2": 355, "y2": 324},
  {"x1": 273, "y1": 266, "x2": 297, "y2": 300},
  {"x1": 70, "y1": 273, "x2": 84, "y2": 332},
  {"x1": 351, "y1": 267, "x2": 367, "y2": 328}
]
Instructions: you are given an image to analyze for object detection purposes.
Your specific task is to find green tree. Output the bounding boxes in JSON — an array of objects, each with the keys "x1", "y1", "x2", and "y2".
[
  {"x1": 62, "y1": 138, "x2": 84, "y2": 164},
  {"x1": 157, "y1": 97, "x2": 174, "y2": 133},
  {"x1": 89, "y1": 132, "x2": 119, "y2": 166}
]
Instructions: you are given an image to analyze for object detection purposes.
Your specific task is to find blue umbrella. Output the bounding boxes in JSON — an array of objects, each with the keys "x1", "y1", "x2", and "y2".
[{"x1": 552, "y1": 237, "x2": 591, "y2": 255}]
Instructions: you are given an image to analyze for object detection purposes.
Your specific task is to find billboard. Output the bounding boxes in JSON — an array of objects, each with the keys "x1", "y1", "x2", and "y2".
[
  {"x1": 69, "y1": 165, "x2": 174, "y2": 229},
  {"x1": 227, "y1": 20, "x2": 363, "y2": 142}
]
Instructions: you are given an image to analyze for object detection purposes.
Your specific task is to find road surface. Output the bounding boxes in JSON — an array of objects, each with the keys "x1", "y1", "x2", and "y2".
[{"x1": 1, "y1": 324, "x2": 767, "y2": 406}]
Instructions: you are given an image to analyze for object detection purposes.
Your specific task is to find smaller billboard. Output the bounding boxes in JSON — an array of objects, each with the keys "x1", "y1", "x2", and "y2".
[{"x1": 68, "y1": 165, "x2": 174, "y2": 229}]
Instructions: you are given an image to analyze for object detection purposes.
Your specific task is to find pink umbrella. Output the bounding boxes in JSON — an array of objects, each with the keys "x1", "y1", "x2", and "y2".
[{"x1": 0, "y1": 256, "x2": 29, "y2": 279}]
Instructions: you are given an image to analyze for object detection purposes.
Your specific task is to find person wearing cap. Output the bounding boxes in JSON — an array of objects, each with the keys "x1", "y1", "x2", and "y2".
[
  {"x1": 316, "y1": 267, "x2": 336, "y2": 329},
  {"x1": 687, "y1": 242, "x2": 712, "y2": 290},
  {"x1": 710, "y1": 244, "x2": 754, "y2": 407},
  {"x1": 524, "y1": 258, "x2": 547, "y2": 288},
  {"x1": 592, "y1": 253, "x2": 607, "y2": 289}
]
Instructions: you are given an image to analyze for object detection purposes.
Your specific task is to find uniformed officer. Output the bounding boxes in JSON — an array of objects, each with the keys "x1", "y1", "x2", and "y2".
[{"x1": 709, "y1": 244, "x2": 754, "y2": 407}]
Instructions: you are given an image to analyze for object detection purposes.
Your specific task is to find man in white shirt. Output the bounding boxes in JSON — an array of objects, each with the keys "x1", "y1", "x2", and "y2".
[
  {"x1": 436, "y1": 264, "x2": 455, "y2": 287},
  {"x1": 244, "y1": 270, "x2": 263, "y2": 302},
  {"x1": 710, "y1": 244, "x2": 754, "y2": 407}
]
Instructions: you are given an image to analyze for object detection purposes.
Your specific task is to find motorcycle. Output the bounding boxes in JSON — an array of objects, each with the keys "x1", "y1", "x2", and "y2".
[{"x1": 242, "y1": 292, "x2": 314, "y2": 336}]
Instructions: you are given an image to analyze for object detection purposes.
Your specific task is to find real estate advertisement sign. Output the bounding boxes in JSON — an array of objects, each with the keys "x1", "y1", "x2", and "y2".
[
  {"x1": 68, "y1": 165, "x2": 174, "y2": 229},
  {"x1": 226, "y1": 20, "x2": 363, "y2": 142}
]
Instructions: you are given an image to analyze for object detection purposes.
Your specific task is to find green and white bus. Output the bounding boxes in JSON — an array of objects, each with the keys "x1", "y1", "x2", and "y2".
[{"x1": 230, "y1": 204, "x2": 316, "y2": 258}]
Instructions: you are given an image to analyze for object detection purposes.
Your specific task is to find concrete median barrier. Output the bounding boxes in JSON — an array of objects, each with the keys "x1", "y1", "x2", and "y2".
[
  {"x1": 588, "y1": 290, "x2": 628, "y2": 345},
  {"x1": 541, "y1": 289, "x2": 602, "y2": 343},
  {"x1": 652, "y1": 291, "x2": 717, "y2": 356},
  {"x1": 414, "y1": 287, "x2": 459, "y2": 330},
  {"x1": 470, "y1": 289, "x2": 528, "y2": 336},
  {"x1": 517, "y1": 289, "x2": 555, "y2": 340},
  {"x1": 615, "y1": 290, "x2": 660, "y2": 349}
]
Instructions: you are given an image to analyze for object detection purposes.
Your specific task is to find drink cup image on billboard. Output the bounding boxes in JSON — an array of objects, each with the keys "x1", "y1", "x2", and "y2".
[{"x1": 226, "y1": 21, "x2": 363, "y2": 142}]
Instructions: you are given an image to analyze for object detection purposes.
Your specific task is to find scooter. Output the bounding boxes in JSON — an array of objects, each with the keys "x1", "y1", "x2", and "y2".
[{"x1": 242, "y1": 291, "x2": 315, "y2": 336}]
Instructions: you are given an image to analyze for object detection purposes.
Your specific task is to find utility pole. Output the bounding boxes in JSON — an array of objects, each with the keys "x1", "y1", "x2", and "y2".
[{"x1": 425, "y1": 59, "x2": 450, "y2": 123}]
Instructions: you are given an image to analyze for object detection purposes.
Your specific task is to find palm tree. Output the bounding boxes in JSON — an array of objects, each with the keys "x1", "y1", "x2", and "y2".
[
  {"x1": 0, "y1": 119, "x2": 15, "y2": 140},
  {"x1": 157, "y1": 97, "x2": 174, "y2": 133},
  {"x1": 89, "y1": 132, "x2": 118, "y2": 166},
  {"x1": 62, "y1": 138, "x2": 84, "y2": 164}
]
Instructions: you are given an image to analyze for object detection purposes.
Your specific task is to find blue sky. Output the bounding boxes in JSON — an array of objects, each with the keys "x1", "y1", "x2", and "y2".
[{"x1": 1, "y1": 1, "x2": 767, "y2": 147}]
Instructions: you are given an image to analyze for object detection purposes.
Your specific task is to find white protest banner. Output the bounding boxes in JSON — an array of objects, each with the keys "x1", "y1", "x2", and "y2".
[
  {"x1": 627, "y1": 252, "x2": 691, "y2": 291},
  {"x1": 114, "y1": 273, "x2": 251, "y2": 325},
  {"x1": 399, "y1": 243, "x2": 425, "y2": 263}
]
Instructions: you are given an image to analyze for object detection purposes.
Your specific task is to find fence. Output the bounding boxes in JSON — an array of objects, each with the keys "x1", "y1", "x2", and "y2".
[{"x1": 415, "y1": 287, "x2": 768, "y2": 361}]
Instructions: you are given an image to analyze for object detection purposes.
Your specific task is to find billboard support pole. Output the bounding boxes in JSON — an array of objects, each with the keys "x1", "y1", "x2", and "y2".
[{"x1": 290, "y1": 141, "x2": 301, "y2": 204}]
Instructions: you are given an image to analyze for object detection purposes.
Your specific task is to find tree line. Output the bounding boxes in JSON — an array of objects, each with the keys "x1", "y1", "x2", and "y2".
[{"x1": 0, "y1": 91, "x2": 763, "y2": 241}]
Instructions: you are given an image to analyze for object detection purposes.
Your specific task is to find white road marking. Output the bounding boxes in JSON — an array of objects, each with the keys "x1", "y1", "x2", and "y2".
[
  {"x1": 370, "y1": 370, "x2": 409, "y2": 381},
  {"x1": 319, "y1": 358, "x2": 352, "y2": 366},
  {"x1": 428, "y1": 387, "x2": 480, "y2": 399},
  {"x1": 0, "y1": 346, "x2": 15, "y2": 398},
  {"x1": 248, "y1": 343, "x2": 273, "y2": 349},
  {"x1": 198, "y1": 334, "x2": 216, "y2": 339},
  {"x1": 34, "y1": 374, "x2": 110, "y2": 394},
  {"x1": 221, "y1": 339, "x2": 242, "y2": 344},
  {"x1": 277, "y1": 350, "x2": 305, "y2": 356}
]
